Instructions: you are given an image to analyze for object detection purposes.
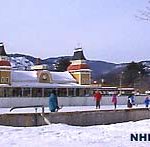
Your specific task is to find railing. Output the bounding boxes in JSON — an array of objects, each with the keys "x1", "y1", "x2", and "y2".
[
  {"x1": 10, "y1": 105, "x2": 45, "y2": 116},
  {"x1": 9, "y1": 105, "x2": 51, "y2": 125}
]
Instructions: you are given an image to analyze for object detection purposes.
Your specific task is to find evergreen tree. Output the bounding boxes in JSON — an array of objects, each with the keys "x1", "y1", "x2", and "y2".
[{"x1": 123, "y1": 61, "x2": 146, "y2": 87}]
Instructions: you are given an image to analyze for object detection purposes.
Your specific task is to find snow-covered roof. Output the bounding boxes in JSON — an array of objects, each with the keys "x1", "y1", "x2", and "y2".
[
  {"x1": 11, "y1": 70, "x2": 76, "y2": 85},
  {"x1": 12, "y1": 70, "x2": 37, "y2": 82},
  {"x1": 50, "y1": 71, "x2": 76, "y2": 83}
]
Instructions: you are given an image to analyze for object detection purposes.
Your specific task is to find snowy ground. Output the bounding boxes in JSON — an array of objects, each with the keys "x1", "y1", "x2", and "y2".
[{"x1": 0, "y1": 105, "x2": 150, "y2": 147}]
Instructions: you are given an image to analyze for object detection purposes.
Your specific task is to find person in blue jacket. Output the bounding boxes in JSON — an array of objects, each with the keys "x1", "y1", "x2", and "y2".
[
  {"x1": 49, "y1": 89, "x2": 59, "y2": 112},
  {"x1": 144, "y1": 96, "x2": 150, "y2": 108}
]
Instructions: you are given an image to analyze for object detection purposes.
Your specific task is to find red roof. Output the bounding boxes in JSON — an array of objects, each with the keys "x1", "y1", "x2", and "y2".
[
  {"x1": 67, "y1": 64, "x2": 89, "y2": 71},
  {"x1": 0, "y1": 60, "x2": 11, "y2": 66}
]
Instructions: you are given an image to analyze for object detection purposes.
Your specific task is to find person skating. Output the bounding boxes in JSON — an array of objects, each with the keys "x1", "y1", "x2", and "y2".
[
  {"x1": 127, "y1": 96, "x2": 132, "y2": 108},
  {"x1": 49, "y1": 89, "x2": 60, "y2": 112},
  {"x1": 112, "y1": 93, "x2": 117, "y2": 109},
  {"x1": 144, "y1": 96, "x2": 150, "y2": 108},
  {"x1": 93, "y1": 90, "x2": 102, "y2": 109}
]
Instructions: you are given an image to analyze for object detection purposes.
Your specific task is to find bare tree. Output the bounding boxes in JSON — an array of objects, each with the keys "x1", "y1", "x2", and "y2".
[{"x1": 135, "y1": 1, "x2": 150, "y2": 21}]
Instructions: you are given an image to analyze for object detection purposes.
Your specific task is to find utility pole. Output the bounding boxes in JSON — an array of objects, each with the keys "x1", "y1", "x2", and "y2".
[
  {"x1": 138, "y1": 71, "x2": 141, "y2": 93},
  {"x1": 101, "y1": 78, "x2": 104, "y2": 87},
  {"x1": 119, "y1": 72, "x2": 124, "y2": 95}
]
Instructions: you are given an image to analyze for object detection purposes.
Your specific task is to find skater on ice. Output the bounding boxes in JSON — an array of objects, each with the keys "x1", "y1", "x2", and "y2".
[
  {"x1": 49, "y1": 89, "x2": 60, "y2": 112},
  {"x1": 127, "y1": 95, "x2": 133, "y2": 108},
  {"x1": 144, "y1": 96, "x2": 150, "y2": 108},
  {"x1": 93, "y1": 90, "x2": 102, "y2": 109},
  {"x1": 112, "y1": 93, "x2": 118, "y2": 109}
]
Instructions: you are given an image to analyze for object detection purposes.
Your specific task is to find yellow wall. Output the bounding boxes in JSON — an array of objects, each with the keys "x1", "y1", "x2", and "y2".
[
  {"x1": 0, "y1": 71, "x2": 11, "y2": 84},
  {"x1": 71, "y1": 73, "x2": 80, "y2": 84},
  {"x1": 81, "y1": 74, "x2": 91, "y2": 85},
  {"x1": 71, "y1": 72, "x2": 91, "y2": 85}
]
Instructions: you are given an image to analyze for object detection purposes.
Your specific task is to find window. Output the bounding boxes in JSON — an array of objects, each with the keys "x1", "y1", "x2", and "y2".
[
  {"x1": 5, "y1": 77, "x2": 9, "y2": 83},
  {"x1": 44, "y1": 88, "x2": 52, "y2": 97},
  {"x1": 1, "y1": 77, "x2": 4, "y2": 83},
  {"x1": 12, "y1": 88, "x2": 22, "y2": 97},
  {"x1": 0, "y1": 88, "x2": 13, "y2": 97},
  {"x1": 68, "y1": 88, "x2": 74, "y2": 97},
  {"x1": 0, "y1": 88, "x2": 4, "y2": 97},
  {"x1": 23, "y1": 88, "x2": 31, "y2": 97},
  {"x1": 4, "y1": 88, "x2": 13, "y2": 97},
  {"x1": 32, "y1": 88, "x2": 42, "y2": 97},
  {"x1": 0, "y1": 77, "x2": 9, "y2": 83},
  {"x1": 57, "y1": 88, "x2": 67, "y2": 97}
]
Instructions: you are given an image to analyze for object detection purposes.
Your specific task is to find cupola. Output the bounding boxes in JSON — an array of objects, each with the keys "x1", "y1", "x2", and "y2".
[{"x1": 67, "y1": 47, "x2": 91, "y2": 85}]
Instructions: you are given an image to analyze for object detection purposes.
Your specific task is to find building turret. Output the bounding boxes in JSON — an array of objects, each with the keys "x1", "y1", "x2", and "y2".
[
  {"x1": 0, "y1": 42, "x2": 8, "y2": 60},
  {"x1": 0, "y1": 43, "x2": 11, "y2": 85},
  {"x1": 72, "y1": 47, "x2": 86, "y2": 60},
  {"x1": 67, "y1": 47, "x2": 91, "y2": 85}
]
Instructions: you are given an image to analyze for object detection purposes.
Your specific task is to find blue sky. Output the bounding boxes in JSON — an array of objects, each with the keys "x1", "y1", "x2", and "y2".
[{"x1": 0, "y1": 0, "x2": 150, "y2": 63}]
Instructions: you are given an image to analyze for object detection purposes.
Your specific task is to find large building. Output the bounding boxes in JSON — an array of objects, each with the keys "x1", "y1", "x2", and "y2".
[
  {"x1": 0, "y1": 43, "x2": 134, "y2": 98},
  {"x1": 0, "y1": 43, "x2": 93, "y2": 97}
]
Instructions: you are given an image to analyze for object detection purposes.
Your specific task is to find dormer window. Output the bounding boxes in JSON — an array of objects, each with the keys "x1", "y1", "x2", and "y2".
[{"x1": 0, "y1": 77, "x2": 9, "y2": 84}]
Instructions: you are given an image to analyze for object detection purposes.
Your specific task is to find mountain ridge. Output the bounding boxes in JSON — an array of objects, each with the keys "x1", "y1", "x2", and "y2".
[{"x1": 8, "y1": 53, "x2": 150, "y2": 79}]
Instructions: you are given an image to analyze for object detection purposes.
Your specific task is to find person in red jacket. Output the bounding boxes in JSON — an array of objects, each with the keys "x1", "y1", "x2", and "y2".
[{"x1": 93, "y1": 90, "x2": 102, "y2": 109}]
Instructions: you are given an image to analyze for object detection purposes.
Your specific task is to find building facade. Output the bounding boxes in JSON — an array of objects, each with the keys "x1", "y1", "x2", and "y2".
[{"x1": 0, "y1": 43, "x2": 94, "y2": 97}]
